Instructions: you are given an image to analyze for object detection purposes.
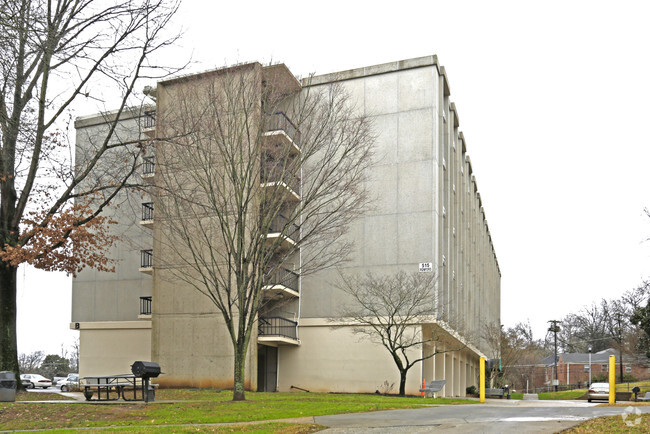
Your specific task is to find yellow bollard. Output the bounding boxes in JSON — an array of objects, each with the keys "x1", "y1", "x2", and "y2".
[
  {"x1": 609, "y1": 355, "x2": 615, "y2": 404},
  {"x1": 480, "y1": 357, "x2": 485, "y2": 403}
]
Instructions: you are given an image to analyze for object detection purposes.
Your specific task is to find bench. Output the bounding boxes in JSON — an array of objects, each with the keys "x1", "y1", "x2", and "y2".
[
  {"x1": 638, "y1": 392, "x2": 650, "y2": 402},
  {"x1": 419, "y1": 380, "x2": 446, "y2": 398},
  {"x1": 485, "y1": 388, "x2": 505, "y2": 398}
]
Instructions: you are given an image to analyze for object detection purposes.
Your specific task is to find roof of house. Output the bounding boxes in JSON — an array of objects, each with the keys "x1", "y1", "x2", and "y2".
[{"x1": 542, "y1": 348, "x2": 618, "y2": 366}]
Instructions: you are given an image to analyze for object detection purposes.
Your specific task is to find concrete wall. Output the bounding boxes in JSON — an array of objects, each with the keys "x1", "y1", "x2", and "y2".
[
  {"x1": 77, "y1": 321, "x2": 151, "y2": 377},
  {"x1": 149, "y1": 64, "x2": 265, "y2": 389},
  {"x1": 72, "y1": 110, "x2": 153, "y2": 323},
  {"x1": 277, "y1": 321, "x2": 422, "y2": 395}
]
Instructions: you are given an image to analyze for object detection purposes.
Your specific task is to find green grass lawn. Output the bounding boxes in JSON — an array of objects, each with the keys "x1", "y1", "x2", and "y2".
[
  {"x1": 565, "y1": 413, "x2": 650, "y2": 433},
  {"x1": 14, "y1": 391, "x2": 75, "y2": 401},
  {"x1": 0, "y1": 389, "x2": 476, "y2": 431},
  {"x1": 537, "y1": 389, "x2": 587, "y2": 400}
]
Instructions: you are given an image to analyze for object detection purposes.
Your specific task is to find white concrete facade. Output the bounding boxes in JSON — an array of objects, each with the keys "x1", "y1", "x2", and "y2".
[{"x1": 72, "y1": 55, "x2": 500, "y2": 396}]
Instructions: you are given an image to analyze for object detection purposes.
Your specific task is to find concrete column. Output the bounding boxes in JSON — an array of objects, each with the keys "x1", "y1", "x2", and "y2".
[
  {"x1": 422, "y1": 327, "x2": 435, "y2": 388},
  {"x1": 445, "y1": 352, "x2": 453, "y2": 397},
  {"x1": 434, "y1": 344, "x2": 446, "y2": 397},
  {"x1": 453, "y1": 354, "x2": 461, "y2": 396}
]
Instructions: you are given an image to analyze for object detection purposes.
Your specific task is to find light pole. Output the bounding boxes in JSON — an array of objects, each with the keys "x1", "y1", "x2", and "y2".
[
  {"x1": 587, "y1": 345, "x2": 591, "y2": 387},
  {"x1": 548, "y1": 320, "x2": 561, "y2": 391}
]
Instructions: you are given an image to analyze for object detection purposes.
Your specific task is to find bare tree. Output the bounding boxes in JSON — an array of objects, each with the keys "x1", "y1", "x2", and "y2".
[
  {"x1": 602, "y1": 298, "x2": 633, "y2": 382},
  {"x1": 336, "y1": 271, "x2": 464, "y2": 396},
  {"x1": 0, "y1": 0, "x2": 182, "y2": 378},
  {"x1": 558, "y1": 305, "x2": 611, "y2": 353},
  {"x1": 152, "y1": 64, "x2": 374, "y2": 401},
  {"x1": 18, "y1": 350, "x2": 43, "y2": 373},
  {"x1": 68, "y1": 338, "x2": 80, "y2": 373},
  {"x1": 484, "y1": 322, "x2": 543, "y2": 390}
]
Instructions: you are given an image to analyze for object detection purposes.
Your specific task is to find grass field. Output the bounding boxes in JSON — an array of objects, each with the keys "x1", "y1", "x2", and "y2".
[
  {"x1": 537, "y1": 389, "x2": 587, "y2": 400},
  {"x1": 0, "y1": 389, "x2": 476, "y2": 431},
  {"x1": 565, "y1": 413, "x2": 650, "y2": 433}
]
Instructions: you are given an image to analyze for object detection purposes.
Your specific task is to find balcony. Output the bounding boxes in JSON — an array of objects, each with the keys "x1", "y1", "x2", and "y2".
[
  {"x1": 258, "y1": 316, "x2": 299, "y2": 345},
  {"x1": 260, "y1": 162, "x2": 300, "y2": 201},
  {"x1": 265, "y1": 214, "x2": 299, "y2": 250},
  {"x1": 262, "y1": 268, "x2": 299, "y2": 299},
  {"x1": 139, "y1": 249, "x2": 153, "y2": 274},
  {"x1": 139, "y1": 296, "x2": 152, "y2": 317},
  {"x1": 140, "y1": 202, "x2": 154, "y2": 228},
  {"x1": 142, "y1": 156, "x2": 155, "y2": 181},
  {"x1": 263, "y1": 112, "x2": 301, "y2": 155},
  {"x1": 143, "y1": 110, "x2": 156, "y2": 137}
]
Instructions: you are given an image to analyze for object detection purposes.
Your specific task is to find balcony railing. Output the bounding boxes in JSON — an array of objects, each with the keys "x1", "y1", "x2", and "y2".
[
  {"x1": 260, "y1": 163, "x2": 300, "y2": 195},
  {"x1": 258, "y1": 316, "x2": 298, "y2": 340},
  {"x1": 139, "y1": 296, "x2": 152, "y2": 315},
  {"x1": 140, "y1": 249, "x2": 153, "y2": 268},
  {"x1": 142, "y1": 202, "x2": 154, "y2": 221},
  {"x1": 143, "y1": 156, "x2": 155, "y2": 175},
  {"x1": 265, "y1": 112, "x2": 300, "y2": 147},
  {"x1": 268, "y1": 214, "x2": 299, "y2": 241},
  {"x1": 144, "y1": 110, "x2": 156, "y2": 129},
  {"x1": 264, "y1": 268, "x2": 299, "y2": 293}
]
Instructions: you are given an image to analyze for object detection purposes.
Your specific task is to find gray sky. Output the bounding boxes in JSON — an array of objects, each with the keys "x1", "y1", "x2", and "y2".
[{"x1": 18, "y1": 0, "x2": 650, "y2": 355}]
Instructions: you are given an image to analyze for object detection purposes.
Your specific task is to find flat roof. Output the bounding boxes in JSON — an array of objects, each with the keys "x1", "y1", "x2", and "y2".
[{"x1": 303, "y1": 55, "x2": 450, "y2": 95}]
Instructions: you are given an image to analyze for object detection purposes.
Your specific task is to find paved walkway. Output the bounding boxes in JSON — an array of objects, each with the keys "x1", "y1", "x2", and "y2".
[{"x1": 315, "y1": 399, "x2": 650, "y2": 433}]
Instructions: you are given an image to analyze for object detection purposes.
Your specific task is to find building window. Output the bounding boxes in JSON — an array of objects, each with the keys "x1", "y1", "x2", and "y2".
[
  {"x1": 584, "y1": 364, "x2": 590, "y2": 372},
  {"x1": 602, "y1": 364, "x2": 608, "y2": 372}
]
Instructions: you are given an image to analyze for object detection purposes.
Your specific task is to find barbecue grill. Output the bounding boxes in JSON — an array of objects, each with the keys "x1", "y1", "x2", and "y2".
[{"x1": 130, "y1": 361, "x2": 161, "y2": 402}]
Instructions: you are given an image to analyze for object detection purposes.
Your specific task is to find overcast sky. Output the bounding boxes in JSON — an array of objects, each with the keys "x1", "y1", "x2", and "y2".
[{"x1": 18, "y1": 0, "x2": 650, "y2": 356}]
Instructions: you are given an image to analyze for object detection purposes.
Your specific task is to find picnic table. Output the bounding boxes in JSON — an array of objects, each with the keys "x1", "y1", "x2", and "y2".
[{"x1": 82, "y1": 374, "x2": 157, "y2": 402}]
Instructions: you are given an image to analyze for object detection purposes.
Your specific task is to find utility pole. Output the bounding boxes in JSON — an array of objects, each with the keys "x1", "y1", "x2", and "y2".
[
  {"x1": 616, "y1": 313, "x2": 624, "y2": 383},
  {"x1": 548, "y1": 320, "x2": 561, "y2": 392}
]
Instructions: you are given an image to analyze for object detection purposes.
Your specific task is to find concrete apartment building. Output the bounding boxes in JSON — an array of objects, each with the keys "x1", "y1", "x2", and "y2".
[{"x1": 72, "y1": 55, "x2": 501, "y2": 396}]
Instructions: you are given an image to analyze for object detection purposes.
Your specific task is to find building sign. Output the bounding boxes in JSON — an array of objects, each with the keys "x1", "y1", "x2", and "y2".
[{"x1": 419, "y1": 262, "x2": 433, "y2": 273}]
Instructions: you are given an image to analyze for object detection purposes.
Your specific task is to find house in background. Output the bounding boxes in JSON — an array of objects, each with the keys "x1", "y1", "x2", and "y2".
[
  {"x1": 509, "y1": 348, "x2": 650, "y2": 391},
  {"x1": 71, "y1": 55, "x2": 501, "y2": 396}
]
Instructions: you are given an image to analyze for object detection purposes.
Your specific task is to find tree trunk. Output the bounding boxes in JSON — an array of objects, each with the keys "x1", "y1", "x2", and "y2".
[
  {"x1": 399, "y1": 370, "x2": 407, "y2": 396},
  {"x1": 0, "y1": 263, "x2": 19, "y2": 379},
  {"x1": 232, "y1": 341, "x2": 247, "y2": 401}
]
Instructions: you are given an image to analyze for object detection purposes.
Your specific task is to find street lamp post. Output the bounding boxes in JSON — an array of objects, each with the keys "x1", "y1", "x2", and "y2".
[{"x1": 587, "y1": 345, "x2": 591, "y2": 387}]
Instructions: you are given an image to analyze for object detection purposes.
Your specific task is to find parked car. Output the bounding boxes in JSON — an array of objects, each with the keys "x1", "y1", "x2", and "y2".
[
  {"x1": 57, "y1": 374, "x2": 79, "y2": 392},
  {"x1": 20, "y1": 374, "x2": 52, "y2": 389},
  {"x1": 587, "y1": 382, "x2": 609, "y2": 402}
]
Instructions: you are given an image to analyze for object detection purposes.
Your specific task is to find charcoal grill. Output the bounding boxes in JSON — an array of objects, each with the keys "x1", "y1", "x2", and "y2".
[{"x1": 130, "y1": 361, "x2": 161, "y2": 402}]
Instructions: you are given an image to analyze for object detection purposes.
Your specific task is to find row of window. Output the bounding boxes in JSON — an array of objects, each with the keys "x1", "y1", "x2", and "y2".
[{"x1": 583, "y1": 364, "x2": 634, "y2": 373}]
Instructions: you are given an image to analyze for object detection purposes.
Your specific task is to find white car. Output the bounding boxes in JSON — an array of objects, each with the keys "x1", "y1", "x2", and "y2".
[
  {"x1": 587, "y1": 382, "x2": 610, "y2": 402},
  {"x1": 20, "y1": 374, "x2": 52, "y2": 389},
  {"x1": 57, "y1": 374, "x2": 79, "y2": 392}
]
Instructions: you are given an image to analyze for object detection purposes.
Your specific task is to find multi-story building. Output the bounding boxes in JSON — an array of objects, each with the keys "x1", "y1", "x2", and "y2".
[{"x1": 72, "y1": 55, "x2": 500, "y2": 396}]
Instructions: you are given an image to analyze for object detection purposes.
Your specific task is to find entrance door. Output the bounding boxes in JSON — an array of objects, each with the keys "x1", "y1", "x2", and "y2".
[{"x1": 257, "y1": 345, "x2": 278, "y2": 392}]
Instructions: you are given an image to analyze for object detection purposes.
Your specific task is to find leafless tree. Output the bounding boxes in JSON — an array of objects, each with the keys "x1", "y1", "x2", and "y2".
[
  {"x1": 601, "y1": 298, "x2": 634, "y2": 382},
  {"x1": 485, "y1": 322, "x2": 543, "y2": 390},
  {"x1": 18, "y1": 350, "x2": 44, "y2": 373},
  {"x1": 68, "y1": 338, "x2": 80, "y2": 373},
  {"x1": 0, "y1": 0, "x2": 183, "y2": 379},
  {"x1": 557, "y1": 304, "x2": 611, "y2": 353},
  {"x1": 336, "y1": 271, "x2": 464, "y2": 396},
  {"x1": 152, "y1": 64, "x2": 375, "y2": 401}
]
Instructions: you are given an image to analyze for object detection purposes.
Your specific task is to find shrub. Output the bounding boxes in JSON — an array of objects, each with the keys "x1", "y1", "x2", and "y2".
[{"x1": 466, "y1": 385, "x2": 477, "y2": 395}]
